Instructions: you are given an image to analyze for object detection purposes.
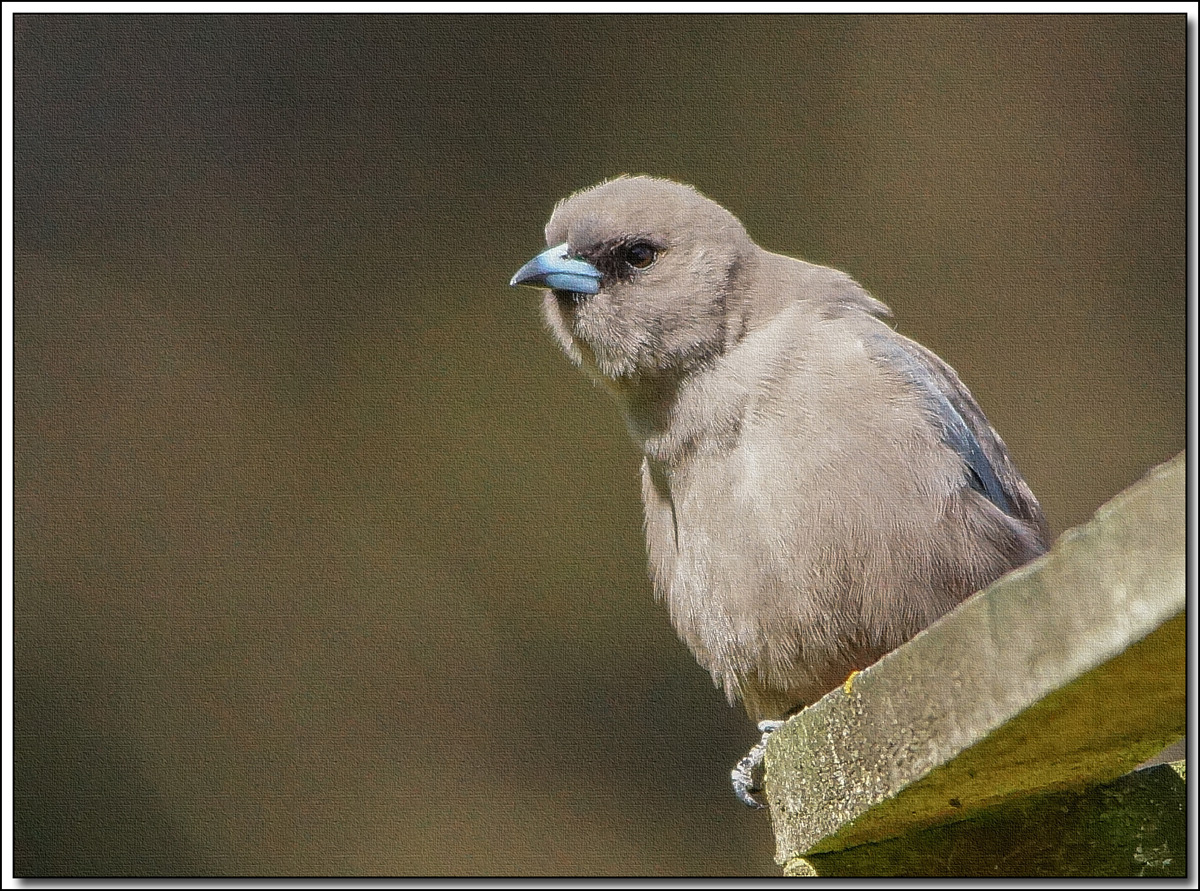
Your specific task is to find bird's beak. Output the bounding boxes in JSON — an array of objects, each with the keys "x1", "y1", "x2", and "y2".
[{"x1": 509, "y1": 243, "x2": 602, "y2": 294}]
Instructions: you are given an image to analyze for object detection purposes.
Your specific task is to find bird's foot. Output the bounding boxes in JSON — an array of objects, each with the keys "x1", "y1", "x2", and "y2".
[{"x1": 731, "y1": 719, "x2": 786, "y2": 809}]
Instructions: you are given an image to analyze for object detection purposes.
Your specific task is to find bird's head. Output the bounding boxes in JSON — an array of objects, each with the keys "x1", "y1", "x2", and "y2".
[{"x1": 511, "y1": 176, "x2": 755, "y2": 383}]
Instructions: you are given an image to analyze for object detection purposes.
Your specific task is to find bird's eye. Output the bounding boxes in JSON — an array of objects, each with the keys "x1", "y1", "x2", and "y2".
[{"x1": 623, "y1": 241, "x2": 658, "y2": 270}]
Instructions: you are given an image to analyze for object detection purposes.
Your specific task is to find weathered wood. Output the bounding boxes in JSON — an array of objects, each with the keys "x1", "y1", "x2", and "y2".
[
  {"x1": 766, "y1": 452, "x2": 1185, "y2": 876},
  {"x1": 788, "y1": 760, "x2": 1186, "y2": 877}
]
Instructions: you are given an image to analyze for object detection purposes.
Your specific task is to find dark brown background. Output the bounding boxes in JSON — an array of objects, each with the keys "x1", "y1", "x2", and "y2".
[{"x1": 14, "y1": 14, "x2": 1185, "y2": 876}]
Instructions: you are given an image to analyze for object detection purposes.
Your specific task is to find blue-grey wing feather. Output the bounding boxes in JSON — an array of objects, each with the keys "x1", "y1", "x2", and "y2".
[{"x1": 869, "y1": 330, "x2": 1049, "y2": 541}]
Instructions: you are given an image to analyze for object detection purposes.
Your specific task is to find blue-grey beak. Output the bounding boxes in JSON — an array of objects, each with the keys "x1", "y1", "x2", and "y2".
[{"x1": 509, "y1": 242, "x2": 602, "y2": 294}]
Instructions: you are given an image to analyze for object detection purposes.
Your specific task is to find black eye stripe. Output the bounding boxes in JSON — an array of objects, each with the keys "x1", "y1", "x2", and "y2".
[{"x1": 575, "y1": 238, "x2": 663, "y2": 281}]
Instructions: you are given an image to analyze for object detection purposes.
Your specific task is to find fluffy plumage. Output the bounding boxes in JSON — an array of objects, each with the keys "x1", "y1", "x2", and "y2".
[{"x1": 515, "y1": 175, "x2": 1049, "y2": 723}]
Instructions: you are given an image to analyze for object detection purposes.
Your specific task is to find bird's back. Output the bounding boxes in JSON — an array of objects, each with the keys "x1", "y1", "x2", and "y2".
[{"x1": 640, "y1": 260, "x2": 1048, "y2": 721}]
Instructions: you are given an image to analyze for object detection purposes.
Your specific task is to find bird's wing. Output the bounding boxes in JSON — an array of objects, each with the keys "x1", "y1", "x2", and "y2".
[{"x1": 869, "y1": 330, "x2": 1050, "y2": 541}]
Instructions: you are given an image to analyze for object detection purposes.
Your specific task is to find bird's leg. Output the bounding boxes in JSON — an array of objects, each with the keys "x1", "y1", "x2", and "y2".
[
  {"x1": 733, "y1": 672, "x2": 865, "y2": 808},
  {"x1": 731, "y1": 719, "x2": 786, "y2": 809}
]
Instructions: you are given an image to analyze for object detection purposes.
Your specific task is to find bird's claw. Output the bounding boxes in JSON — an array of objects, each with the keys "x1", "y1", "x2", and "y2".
[{"x1": 731, "y1": 719, "x2": 786, "y2": 809}]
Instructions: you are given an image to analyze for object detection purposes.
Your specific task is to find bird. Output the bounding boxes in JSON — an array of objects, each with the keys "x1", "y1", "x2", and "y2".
[{"x1": 509, "y1": 175, "x2": 1049, "y2": 807}]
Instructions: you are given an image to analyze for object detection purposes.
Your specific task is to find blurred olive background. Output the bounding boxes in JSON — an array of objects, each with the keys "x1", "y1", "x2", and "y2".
[{"x1": 13, "y1": 14, "x2": 1184, "y2": 877}]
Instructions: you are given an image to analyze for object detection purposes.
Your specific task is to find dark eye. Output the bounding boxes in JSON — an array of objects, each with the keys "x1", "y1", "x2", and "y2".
[{"x1": 623, "y1": 241, "x2": 658, "y2": 270}]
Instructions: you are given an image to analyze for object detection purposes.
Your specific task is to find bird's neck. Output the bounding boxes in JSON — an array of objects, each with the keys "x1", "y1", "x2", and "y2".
[
  {"x1": 606, "y1": 253, "x2": 791, "y2": 466},
  {"x1": 608, "y1": 251, "x2": 834, "y2": 466},
  {"x1": 608, "y1": 361, "x2": 745, "y2": 467},
  {"x1": 611, "y1": 369, "x2": 684, "y2": 443}
]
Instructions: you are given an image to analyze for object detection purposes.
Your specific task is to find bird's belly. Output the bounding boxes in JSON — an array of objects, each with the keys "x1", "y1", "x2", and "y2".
[
  {"x1": 642, "y1": 447, "x2": 960, "y2": 719},
  {"x1": 644, "y1": 456, "x2": 849, "y2": 706}
]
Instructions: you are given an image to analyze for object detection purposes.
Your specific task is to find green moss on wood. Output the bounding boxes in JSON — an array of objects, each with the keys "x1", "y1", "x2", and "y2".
[{"x1": 786, "y1": 760, "x2": 1186, "y2": 877}]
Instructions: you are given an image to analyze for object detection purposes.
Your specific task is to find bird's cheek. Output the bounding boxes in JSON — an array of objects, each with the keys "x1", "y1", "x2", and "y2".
[{"x1": 559, "y1": 296, "x2": 643, "y2": 378}]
